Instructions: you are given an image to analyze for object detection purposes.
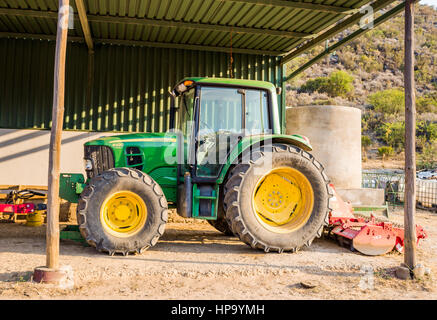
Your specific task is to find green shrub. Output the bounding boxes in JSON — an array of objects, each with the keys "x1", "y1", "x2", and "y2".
[
  {"x1": 301, "y1": 77, "x2": 329, "y2": 94},
  {"x1": 327, "y1": 71, "x2": 355, "y2": 97},
  {"x1": 359, "y1": 55, "x2": 383, "y2": 73},
  {"x1": 377, "y1": 121, "x2": 405, "y2": 151},
  {"x1": 361, "y1": 135, "x2": 373, "y2": 161},
  {"x1": 417, "y1": 95, "x2": 437, "y2": 113},
  {"x1": 376, "y1": 121, "x2": 437, "y2": 152},
  {"x1": 368, "y1": 89, "x2": 405, "y2": 115},
  {"x1": 415, "y1": 54, "x2": 434, "y2": 84},
  {"x1": 361, "y1": 135, "x2": 372, "y2": 149},
  {"x1": 417, "y1": 141, "x2": 437, "y2": 170},
  {"x1": 300, "y1": 70, "x2": 354, "y2": 97},
  {"x1": 416, "y1": 121, "x2": 437, "y2": 143},
  {"x1": 378, "y1": 146, "x2": 394, "y2": 158}
]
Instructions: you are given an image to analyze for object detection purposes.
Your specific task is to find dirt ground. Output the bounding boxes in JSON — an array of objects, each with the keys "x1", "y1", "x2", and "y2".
[{"x1": 0, "y1": 208, "x2": 436, "y2": 300}]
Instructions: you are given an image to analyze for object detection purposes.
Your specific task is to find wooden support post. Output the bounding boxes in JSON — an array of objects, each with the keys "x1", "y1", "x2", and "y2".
[
  {"x1": 76, "y1": 0, "x2": 94, "y2": 112},
  {"x1": 403, "y1": 0, "x2": 417, "y2": 272},
  {"x1": 33, "y1": 1, "x2": 71, "y2": 284},
  {"x1": 75, "y1": 0, "x2": 93, "y2": 51},
  {"x1": 42, "y1": 0, "x2": 70, "y2": 274}
]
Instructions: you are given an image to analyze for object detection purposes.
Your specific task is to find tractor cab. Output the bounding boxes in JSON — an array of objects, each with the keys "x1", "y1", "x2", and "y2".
[{"x1": 169, "y1": 78, "x2": 282, "y2": 220}]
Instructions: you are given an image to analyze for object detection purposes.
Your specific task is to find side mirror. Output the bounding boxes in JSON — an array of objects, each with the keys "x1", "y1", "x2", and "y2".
[{"x1": 276, "y1": 87, "x2": 282, "y2": 95}]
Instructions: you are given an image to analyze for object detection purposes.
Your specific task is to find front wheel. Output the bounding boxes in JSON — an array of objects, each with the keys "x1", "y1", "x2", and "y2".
[
  {"x1": 224, "y1": 144, "x2": 332, "y2": 253},
  {"x1": 76, "y1": 168, "x2": 168, "y2": 255}
]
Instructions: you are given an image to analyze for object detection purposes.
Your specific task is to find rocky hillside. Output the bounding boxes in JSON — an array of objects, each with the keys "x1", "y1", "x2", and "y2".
[{"x1": 284, "y1": 3, "x2": 437, "y2": 168}]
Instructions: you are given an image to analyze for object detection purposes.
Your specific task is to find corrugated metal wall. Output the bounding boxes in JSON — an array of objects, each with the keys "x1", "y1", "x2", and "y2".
[{"x1": 0, "y1": 38, "x2": 283, "y2": 133}]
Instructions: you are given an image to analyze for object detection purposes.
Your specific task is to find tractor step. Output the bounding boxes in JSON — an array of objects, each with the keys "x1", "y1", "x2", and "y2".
[
  {"x1": 195, "y1": 195, "x2": 217, "y2": 200},
  {"x1": 192, "y1": 184, "x2": 219, "y2": 220}
]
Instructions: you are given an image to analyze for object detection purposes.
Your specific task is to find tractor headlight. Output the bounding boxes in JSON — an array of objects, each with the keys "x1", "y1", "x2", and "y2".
[{"x1": 84, "y1": 159, "x2": 93, "y2": 171}]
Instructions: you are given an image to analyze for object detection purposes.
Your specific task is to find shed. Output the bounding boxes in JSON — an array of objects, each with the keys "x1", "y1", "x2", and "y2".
[{"x1": 0, "y1": 0, "x2": 419, "y2": 278}]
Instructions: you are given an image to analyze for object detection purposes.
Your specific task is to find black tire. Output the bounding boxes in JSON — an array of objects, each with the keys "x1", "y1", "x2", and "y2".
[
  {"x1": 207, "y1": 218, "x2": 234, "y2": 236},
  {"x1": 76, "y1": 168, "x2": 168, "y2": 255},
  {"x1": 224, "y1": 144, "x2": 333, "y2": 253},
  {"x1": 207, "y1": 190, "x2": 234, "y2": 236}
]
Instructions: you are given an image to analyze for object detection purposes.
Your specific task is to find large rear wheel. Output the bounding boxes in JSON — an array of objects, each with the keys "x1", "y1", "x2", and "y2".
[
  {"x1": 224, "y1": 144, "x2": 332, "y2": 253},
  {"x1": 77, "y1": 168, "x2": 168, "y2": 255}
]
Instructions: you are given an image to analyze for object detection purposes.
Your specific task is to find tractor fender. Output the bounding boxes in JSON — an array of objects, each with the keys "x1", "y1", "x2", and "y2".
[{"x1": 217, "y1": 134, "x2": 313, "y2": 184}]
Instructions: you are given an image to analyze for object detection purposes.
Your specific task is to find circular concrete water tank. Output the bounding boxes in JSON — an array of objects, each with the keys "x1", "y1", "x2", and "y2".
[{"x1": 286, "y1": 105, "x2": 362, "y2": 189}]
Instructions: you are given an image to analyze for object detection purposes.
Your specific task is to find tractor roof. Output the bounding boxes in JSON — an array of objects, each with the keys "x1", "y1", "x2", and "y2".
[{"x1": 180, "y1": 77, "x2": 277, "y2": 91}]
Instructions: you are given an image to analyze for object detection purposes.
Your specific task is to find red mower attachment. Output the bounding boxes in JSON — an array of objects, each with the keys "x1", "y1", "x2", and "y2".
[
  {"x1": 0, "y1": 203, "x2": 35, "y2": 214},
  {"x1": 0, "y1": 189, "x2": 47, "y2": 223},
  {"x1": 327, "y1": 184, "x2": 428, "y2": 256}
]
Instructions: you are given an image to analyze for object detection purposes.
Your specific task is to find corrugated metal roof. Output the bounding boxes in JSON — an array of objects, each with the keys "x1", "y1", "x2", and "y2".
[
  {"x1": 0, "y1": 0, "x2": 386, "y2": 55},
  {"x1": 0, "y1": 37, "x2": 282, "y2": 132}
]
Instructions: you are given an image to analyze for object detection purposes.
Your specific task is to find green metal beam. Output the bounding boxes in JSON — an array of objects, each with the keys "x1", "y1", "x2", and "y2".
[
  {"x1": 281, "y1": 0, "x2": 395, "y2": 65},
  {"x1": 224, "y1": 0, "x2": 360, "y2": 14},
  {"x1": 92, "y1": 38, "x2": 284, "y2": 55},
  {"x1": 85, "y1": 13, "x2": 314, "y2": 39},
  {"x1": 0, "y1": 7, "x2": 314, "y2": 39},
  {"x1": 0, "y1": 32, "x2": 284, "y2": 56},
  {"x1": 284, "y1": 1, "x2": 411, "y2": 81}
]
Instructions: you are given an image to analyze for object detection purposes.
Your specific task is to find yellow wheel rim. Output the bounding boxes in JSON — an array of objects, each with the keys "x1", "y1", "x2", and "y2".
[
  {"x1": 252, "y1": 167, "x2": 314, "y2": 234},
  {"x1": 100, "y1": 191, "x2": 147, "y2": 237}
]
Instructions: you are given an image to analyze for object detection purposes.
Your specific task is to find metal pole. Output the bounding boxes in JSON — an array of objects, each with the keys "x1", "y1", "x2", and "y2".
[
  {"x1": 46, "y1": 0, "x2": 69, "y2": 269},
  {"x1": 404, "y1": 0, "x2": 417, "y2": 272},
  {"x1": 281, "y1": 64, "x2": 286, "y2": 134}
]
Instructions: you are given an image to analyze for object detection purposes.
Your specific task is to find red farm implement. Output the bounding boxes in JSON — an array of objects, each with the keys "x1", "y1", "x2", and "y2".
[
  {"x1": 327, "y1": 184, "x2": 427, "y2": 256},
  {"x1": 0, "y1": 188, "x2": 47, "y2": 223}
]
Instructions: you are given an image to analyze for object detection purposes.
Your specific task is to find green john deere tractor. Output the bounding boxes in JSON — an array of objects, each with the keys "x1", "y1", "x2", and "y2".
[{"x1": 60, "y1": 77, "x2": 332, "y2": 255}]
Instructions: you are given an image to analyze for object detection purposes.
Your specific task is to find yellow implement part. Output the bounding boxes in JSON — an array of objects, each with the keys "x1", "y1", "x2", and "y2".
[{"x1": 25, "y1": 211, "x2": 44, "y2": 227}]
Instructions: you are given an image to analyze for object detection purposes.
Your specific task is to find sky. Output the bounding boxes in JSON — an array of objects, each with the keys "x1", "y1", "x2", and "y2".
[{"x1": 420, "y1": 0, "x2": 437, "y2": 7}]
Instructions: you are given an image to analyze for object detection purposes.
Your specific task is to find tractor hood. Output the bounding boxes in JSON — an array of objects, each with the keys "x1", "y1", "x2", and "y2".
[{"x1": 84, "y1": 132, "x2": 178, "y2": 174}]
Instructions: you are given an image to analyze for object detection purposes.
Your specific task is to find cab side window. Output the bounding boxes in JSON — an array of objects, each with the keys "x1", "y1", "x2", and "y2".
[{"x1": 245, "y1": 90, "x2": 270, "y2": 134}]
